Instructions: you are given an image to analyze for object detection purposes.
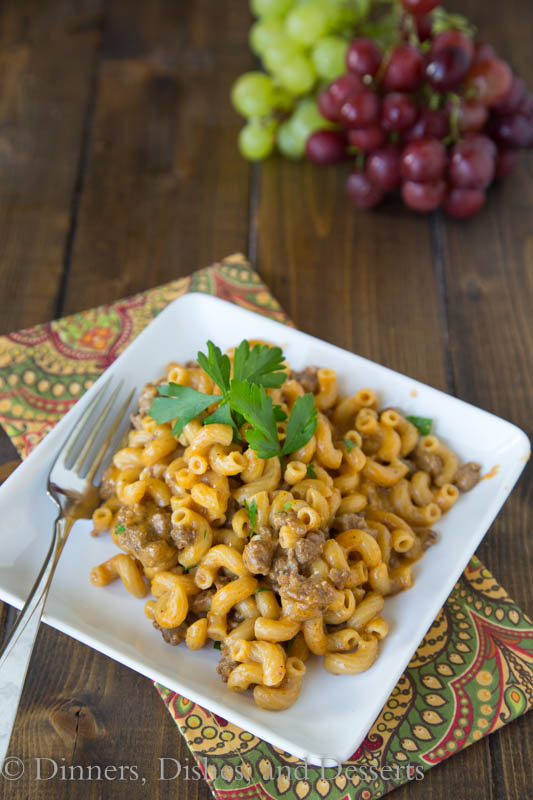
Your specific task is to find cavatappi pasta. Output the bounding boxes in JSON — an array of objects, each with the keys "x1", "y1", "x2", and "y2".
[{"x1": 91, "y1": 353, "x2": 480, "y2": 711}]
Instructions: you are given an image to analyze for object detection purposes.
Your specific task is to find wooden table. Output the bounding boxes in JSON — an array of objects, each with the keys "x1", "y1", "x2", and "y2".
[{"x1": 0, "y1": 1, "x2": 531, "y2": 798}]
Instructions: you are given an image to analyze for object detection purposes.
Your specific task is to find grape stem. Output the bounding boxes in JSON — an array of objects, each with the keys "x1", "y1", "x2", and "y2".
[
  {"x1": 402, "y1": 12, "x2": 420, "y2": 48},
  {"x1": 446, "y1": 92, "x2": 461, "y2": 145},
  {"x1": 355, "y1": 150, "x2": 366, "y2": 171}
]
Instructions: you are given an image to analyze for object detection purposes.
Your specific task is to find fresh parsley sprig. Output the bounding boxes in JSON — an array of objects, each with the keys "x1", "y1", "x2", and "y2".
[
  {"x1": 148, "y1": 339, "x2": 317, "y2": 461},
  {"x1": 229, "y1": 381, "x2": 317, "y2": 460},
  {"x1": 150, "y1": 384, "x2": 219, "y2": 437}
]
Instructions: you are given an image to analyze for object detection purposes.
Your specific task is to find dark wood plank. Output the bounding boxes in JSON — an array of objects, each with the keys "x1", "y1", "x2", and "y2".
[
  {"x1": 3, "y1": 3, "x2": 253, "y2": 800},
  {"x1": 2, "y1": 627, "x2": 207, "y2": 800},
  {"x1": 0, "y1": 0, "x2": 103, "y2": 334},
  {"x1": 429, "y1": 4, "x2": 533, "y2": 799},
  {"x1": 257, "y1": 162, "x2": 448, "y2": 388},
  {"x1": 61, "y1": 0, "x2": 254, "y2": 314}
]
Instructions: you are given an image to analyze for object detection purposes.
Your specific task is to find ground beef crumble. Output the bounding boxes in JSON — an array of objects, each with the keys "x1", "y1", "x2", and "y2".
[
  {"x1": 290, "y1": 367, "x2": 319, "y2": 394},
  {"x1": 294, "y1": 530, "x2": 326, "y2": 567},
  {"x1": 170, "y1": 524, "x2": 196, "y2": 549},
  {"x1": 454, "y1": 462, "x2": 481, "y2": 492},
  {"x1": 242, "y1": 528, "x2": 276, "y2": 575},
  {"x1": 216, "y1": 643, "x2": 238, "y2": 682},
  {"x1": 152, "y1": 620, "x2": 187, "y2": 646}
]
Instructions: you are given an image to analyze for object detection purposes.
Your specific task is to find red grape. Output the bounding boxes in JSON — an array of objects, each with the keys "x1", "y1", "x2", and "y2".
[
  {"x1": 493, "y1": 113, "x2": 533, "y2": 148},
  {"x1": 328, "y1": 74, "x2": 364, "y2": 107},
  {"x1": 456, "y1": 101, "x2": 488, "y2": 133},
  {"x1": 491, "y1": 76, "x2": 527, "y2": 115},
  {"x1": 306, "y1": 131, "x2": 348, "y2": 164},
  {"x1": 466, "y1": 132, "x2": 497, "y2": 158},
  {"x1": 382, "y1": 93, "x2": 418, "y2": 131},
  {"x1": 444, "y1": 187, "x2": 486, "y2": 218},
  {"x1": 466, "y1": 58, "x2": 513, "y2": 106},
  {"x1": 340, "y1": 90, "x2": 380, "y2": 128},
  {"x1": 473, "y1": 42, "x2": 497, "y2": 63},
  {"x1": 401, "y1": 138, "x2": 447, "y2": 182},
  {"x1": 366, "y1": 144, "x2": 402, "y2": 190},
  {"x1": 401, "y1": 0, "x2": 439, "y2": 14},
  {"x1": 494, "y1": 148, "x2": 520, "y2": 178},
  {"x1": 347, "y1": 125, "x2": 386, "y2": 152},
  {"x1": 346, "y1": 171, "x2": 385, "y2": 209},
  {"x1": 449, "y1": 135, "x2": 496, "y2": 189},
  {"x1": 402, "y1": 179, "x2": 446, "y2": 211},
  {"x1": 346, "y1": 38, "x2": 382, "y2": 78},
  {"x1": 318, "y1": 88, "x2": 341, "y2": 122},
  {"x1": 403, "y1": 108, "x2": 449, "y2": 142},
  {"x1": 431, "y1": 30, "x2": 475, "y2": 61},
  {"x1": 415, "y1": 14, "x2": 433, "y2": 42},
  {"x1": 426, "y1": 47, "x2": 472, "y2": 91},
  {"x1": 517, "y1": 93, "x2": 533, "y2": 119},
  {"x1": 382, "y1": 44, "x2": 425, "y2": 92}
]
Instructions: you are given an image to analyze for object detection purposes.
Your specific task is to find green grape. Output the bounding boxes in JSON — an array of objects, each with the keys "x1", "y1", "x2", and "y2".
[
  {"x1": 285, "y1": 3, "x2": 329, "y2": 47},
  {"x1": 276, "y1": 54, "x2": 316, "y2": 95},
  {"x1": 325, "y1": 0, "x2": 370, "y2": 31},
  {"x1": 250, "y1": 0, "x2": 294, "y2": 17},
  {"x1": 271, "y1": 86, "x2": 294, "y2": 112},
  {"x1": 291, "y1": 97, "x2": 333, "y2": 139},
  {"x1": 231, "y1": 72, "x2": 275, "y2": 118},
  {"x1": 238, "y1": 120, "x2": 276, "y2": 160},
  {"x1": 263, "y1": 36, "x2": 301, "y2": 72},
  {"x1": 277, "y1": 120, "x2": 305, "y2": 159},
  {"x1": 311, "y1": 35, "x2": 348, "y2": 81},
  {"x1": 249, "y1": 18, "x2": 286, "y2": 55}
]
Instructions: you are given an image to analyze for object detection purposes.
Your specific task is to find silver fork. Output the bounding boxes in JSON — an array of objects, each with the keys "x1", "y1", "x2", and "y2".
[{"x1": 0, "y1": 378, "x2": 134, "y2": 765}]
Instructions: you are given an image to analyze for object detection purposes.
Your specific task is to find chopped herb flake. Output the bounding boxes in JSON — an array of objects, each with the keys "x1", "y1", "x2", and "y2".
[
  {"x1": 407, "y1": 415, "x2": 433, "y2": 436},
  {"x1": 343, "y1": 439, "x2": 357, "y2": 453},
  {"x1": 243, "y1": 498, "x2": 258, "y2": 534},
  {"x1": 213, "y1": 641, "x2": 222, "y2": 650},
  {"x1": 306, "y1": 463, "x2": 317, "y2": 478},
  {"x1": 114, "y1": 523, "x2": 125, "y2": 535}
]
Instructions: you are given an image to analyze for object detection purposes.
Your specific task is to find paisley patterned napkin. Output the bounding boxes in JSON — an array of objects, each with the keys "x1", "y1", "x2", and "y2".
[{"x1": 0, "y1": 253, "x2": 531, "y2": 800}]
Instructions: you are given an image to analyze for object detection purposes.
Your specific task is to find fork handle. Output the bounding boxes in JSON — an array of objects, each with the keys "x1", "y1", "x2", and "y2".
[{"x1": 0, "y1": 518, "x2": 65, "y2": 764}]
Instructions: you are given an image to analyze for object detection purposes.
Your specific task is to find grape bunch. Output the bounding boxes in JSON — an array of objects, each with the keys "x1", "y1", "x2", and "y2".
[{"x1": 231, "y1": 0, "x2": 533, "y2": 219}]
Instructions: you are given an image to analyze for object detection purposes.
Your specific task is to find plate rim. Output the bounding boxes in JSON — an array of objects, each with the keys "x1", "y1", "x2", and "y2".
[{"x1": 0, "y1": 291, "x2": 529, "y2": 765}]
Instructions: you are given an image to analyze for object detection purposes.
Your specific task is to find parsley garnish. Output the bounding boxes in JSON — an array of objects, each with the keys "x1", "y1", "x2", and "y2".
[
  {"x1": 232, "y1": 340, "x2": 287, "y2": 388},
  {"x1": 343, "y1": 439, "x2": 357, "y2": 453},
  {"x1": 183, "y1": 564, "x2": 197, "y2": 573},
  {"x1": 282, "y1": 502, "x2": 293, "y2": 511},
  {"x1": 306, "y1": 463, "x2": 317, "y2": 478},
  {"x1": 213, "y1": 641, "x2": 222, "y2": 650},
  {"x1": 114, "y1": 523, "x2": 125, "y2": 535},
  {"x1": 256, "y1": 587, "x2": 272, "y2": 593},
  {"x1": 407, "y1": 416, "x2": 433, "y2": 436},
  {"x1": 149, "y1": 384, "x2": 218, "y2": 437},
  {"x1": 243, "y1": 498, "x2": 258, "y2": 534},
  {"x1": 230, "y1": 382, "x2": 317, "y2": 460},
  {"x1": 148, "y1": 340, "x2": 317, "y2": 459}
]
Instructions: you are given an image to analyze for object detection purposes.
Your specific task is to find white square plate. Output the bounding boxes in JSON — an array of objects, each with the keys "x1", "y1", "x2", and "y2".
[{"x1": 0, "y1": 293, "x2": 529, "y2": 765}]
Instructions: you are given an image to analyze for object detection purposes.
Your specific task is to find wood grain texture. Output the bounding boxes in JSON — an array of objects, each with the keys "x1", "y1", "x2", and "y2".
[
  {"x1": 0, "y1": 0, "x2": 532, "y2": 798},
  {"x1": 61, "y1": 0, "x2": 254, "y2": 314},
  {"x1": 0, "y1": 0, "x2": 103, "y2": 335}
]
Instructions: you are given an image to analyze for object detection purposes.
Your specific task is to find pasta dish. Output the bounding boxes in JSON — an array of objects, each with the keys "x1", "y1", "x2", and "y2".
[{"x1": 90, "y1": 340, "x2": 480, "y2": 711}]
